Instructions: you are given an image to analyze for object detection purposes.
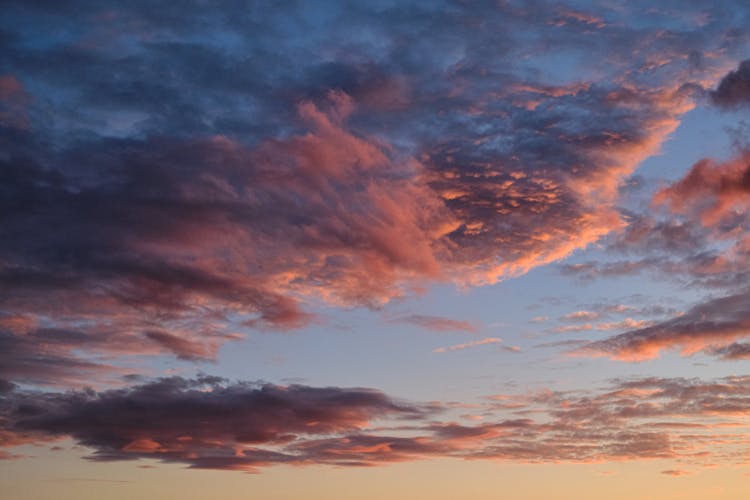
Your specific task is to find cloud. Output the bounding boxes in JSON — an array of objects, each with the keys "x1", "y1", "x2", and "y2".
[
  {"x1": 568, "y1": 143, "x2": 750, "y2": 362},
  {"x1": 653, "y1": 151, "x2": 750, "y2": 227},
  {"x1": 553, "y1": 318, "x2": 652, "y2": 334},
  {"x1": 562, "y1": 145, "x2": 750, "y2": 317},
  {"x1": 560, "y1": 310, "x2": 600, "y2": 321},
  {"x1": 0, "y1": 376, "x2": 430, "y2": 472},
  {"x1": 608, "y1": 215, "x2": 708, "y2": 255},
  {"x1": 705, "y1": 342, "x2": 750, "y2": 360},
  {"x1": 577, "y1": 289, "x2": 750, "y2": 361},
  {"x1": 3, "y1": 375, "x2": 750, "y2": 470},
  {"x1": 389, "y1": 315, "x2": 477, "y2": 333},
  {"x1": 0, "y1": 0, "x2": 748, "y2": 388},
  {"x1": 142, "y1": 330, "x2": 225, "y2": 361},
  {"x1": 0, "y1": 312, "x2": 243, "y2": 386},
  {"x1": 0, "y1": 329, "x2": 120, "y2": 387},
  {"x1": 661, "y1": 469, "x2": 693, "y2": 477},
  {"x1": 433, "y1": 337, "x2": 502, "y2": 353},
  {"x1": 594, "y1": 319, "x2": 653, "y2": 331},
  {"x1": 534, "y1": 339, "x2": 590, "y2": 350},
  {"x1": 710, "y1": 60, "x2": 750, "y2": 109},
  {"x1": 554, "y1": 324, "x2": 595, "y2": 333},
  {"x1": 560, "y1": 259, "x2": 657, "y2": 281}
]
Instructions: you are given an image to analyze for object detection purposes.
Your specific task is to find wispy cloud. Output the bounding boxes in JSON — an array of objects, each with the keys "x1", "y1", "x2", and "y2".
[
  {"x1": 661, "y1": 469, "x2": 693, "y2": 477},
  {"x1": 433, "y1": 338, "x2": 502, "y2": 353},
  {"x1": 389, "y1": 315, "x2": 477, "y2": 333},
  {"x1": 577, "y1": 289, "x2": 750, "y2": 361},
  {"x1": 560, "y1": 310, "x2": 600, "y2": 321}
]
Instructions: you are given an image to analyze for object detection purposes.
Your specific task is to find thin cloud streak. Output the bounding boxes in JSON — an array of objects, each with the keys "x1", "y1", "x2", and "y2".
[
  {"x1": 389, "y1": 315, "x2": 478, "y2": 333},
  {"x1": 433, "y1": 338, "x2": 503, "y2": 353}
]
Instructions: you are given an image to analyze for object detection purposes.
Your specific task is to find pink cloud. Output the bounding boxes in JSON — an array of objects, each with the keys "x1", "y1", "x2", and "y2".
[
  {"x1": 389, "y1": 314, "x2": 477, "y2": 333},
  {"x1": 654, "y1": 152, "x2": 750, "y2": 227},
  {"x1": 576, "y1": 289, "x2": 750, "y2": 361},
  {"x1": 433, "y1": 337, "x2": 502, "y2": 353}
]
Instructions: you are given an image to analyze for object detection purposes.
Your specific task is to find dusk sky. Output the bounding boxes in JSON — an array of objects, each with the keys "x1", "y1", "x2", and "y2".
[{"x1": 3, "y1": 1, "x2": 750, "y2": 498}]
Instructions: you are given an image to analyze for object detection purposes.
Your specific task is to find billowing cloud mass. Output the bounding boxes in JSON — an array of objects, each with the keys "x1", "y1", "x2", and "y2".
[
  {"x1": 1, "y1": 0, "x2": 744, "y2": 384},
  {"x1": 2, "y1": 375, "x2": 749, "y2": 471}
]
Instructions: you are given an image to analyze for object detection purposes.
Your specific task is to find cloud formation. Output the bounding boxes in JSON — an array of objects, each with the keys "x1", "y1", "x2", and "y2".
[
  {"x1": 390, "y1": 315, "x2": 477, "y2": 333},
  {"x1": 710, "y1": 60, "x2": 750, "y2": 109},
  {"x1": 2, "y1": 0, "x2": 743, "y2": 385},
  {"x1": 433, "y1": 337, "x2": 502, "y2": 353},
  {"x1": 706, "y1": 341, "x2": 750, "y2": 360},
  {"x1": 654, "y1": 151, "x2": 750, "y2": 227},
  {"x1": 572, "y1": 137, "x2": 750, "y2": 361},
  {"x1": 2, "y1": 375, "x2": 748, "y2": 471},
  {"x1": 578, "y1": 289, "x2": 750, "y2": 360},
  {"x1": 0, "y1": 376, "x2": 430, "y2": 471}
]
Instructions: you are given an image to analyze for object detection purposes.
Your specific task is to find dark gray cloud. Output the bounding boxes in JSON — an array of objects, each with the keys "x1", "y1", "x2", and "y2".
[
  {"x1": 0, "y1": 376, "x2": 432, "y2": 470},
  {"x1": 711, "y1": 60, "x2": 750, "y2": 109}
]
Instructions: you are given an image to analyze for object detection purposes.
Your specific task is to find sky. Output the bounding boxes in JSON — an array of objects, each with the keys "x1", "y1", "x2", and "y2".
[{"x1": 2, "y1": 1, "x2": 750, "y2": 498}]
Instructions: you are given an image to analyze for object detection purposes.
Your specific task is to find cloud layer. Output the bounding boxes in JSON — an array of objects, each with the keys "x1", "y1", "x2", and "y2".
[{"x1": 2, "y1": 375, "x2": 749, "y2": 472}]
